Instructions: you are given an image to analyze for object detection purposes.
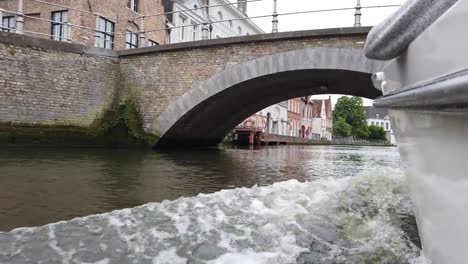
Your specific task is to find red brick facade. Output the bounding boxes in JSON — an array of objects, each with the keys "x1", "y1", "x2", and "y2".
[{"x1": 0, "y1": 0, "x2": 167, "y2": 49}]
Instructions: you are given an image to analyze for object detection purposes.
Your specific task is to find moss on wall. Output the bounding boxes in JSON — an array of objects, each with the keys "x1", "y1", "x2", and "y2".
[{"x1": 0, "y1": 98, "x2": 159, "y2": 148}]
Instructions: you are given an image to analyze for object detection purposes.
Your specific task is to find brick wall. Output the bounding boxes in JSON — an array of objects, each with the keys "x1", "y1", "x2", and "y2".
[
  {"x1": 0, "y1": 34, "x2": 120, "y2": 126},
  {"x1": 0, "y1": 0, "x2": 167, "y2": 49}
]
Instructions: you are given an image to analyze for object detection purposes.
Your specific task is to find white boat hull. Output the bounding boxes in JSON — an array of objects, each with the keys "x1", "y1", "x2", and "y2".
[{"x1": 368, "y1": 0, "x2": 468, "y2": 262}]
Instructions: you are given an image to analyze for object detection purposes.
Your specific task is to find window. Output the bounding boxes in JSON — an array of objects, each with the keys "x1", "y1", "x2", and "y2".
[
  {"x1": 2, "y1": 16, "x2": 14, "y2": 32},
  {"x1": 238, "y1": 26, "x2": 242, "y2": 35},
  {"x1": 191, "y1": 21, "x2": 197, "y2": 41},
  {"x1": 179, "y1": 15, "x2": 187, "y2": 40},
  {"x1": 127, "y1": 0, "x2": 139, "y2": 12},
  {"x1": 51, "y1": 11, "x2": 69, "y2": 41},
  {"x1": 380, "y1": 122, "x2": 384, "y2": 127},
  {"x1": 148, "y1": 39, "x2": 159, "y2": 46},
  {"x1": 386, "y1": 122, "x2": 389, "y2": 130},
  {"x1": 218, "y1": 11, "x2": 223, "y2": 21},
  {"x1": 229, "y1": 20, "x2": 233, "y2": 28},
  {"x1": 371, "y1": 121, "x2": 375, "y2": 126},
  {"x1": 126, "y1": 31, "x2": 138, "y2": 49},
  {"x1": 95, "y1": 17, "x2": 114, "y2": 49}
]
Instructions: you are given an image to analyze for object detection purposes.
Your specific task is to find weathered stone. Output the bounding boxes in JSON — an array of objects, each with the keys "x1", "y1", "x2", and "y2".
[{"x1": 0, "y1": 28, "x2": 383, "y2": 147}]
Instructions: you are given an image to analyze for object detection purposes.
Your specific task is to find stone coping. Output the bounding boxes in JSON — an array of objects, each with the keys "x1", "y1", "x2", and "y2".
[
  {"x1": 0, "y1": 27, "x2": 371, "y2": 58},
  {"x1": 119, "y1": 27, "x2": 371, "y2": 56},
  {"x1": 0, "y1": 32, "x2": 118, "y2": 58}
]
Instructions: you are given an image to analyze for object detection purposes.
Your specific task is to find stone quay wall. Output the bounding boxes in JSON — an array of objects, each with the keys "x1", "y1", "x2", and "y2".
[{"x1": 0, "y1": 32, "x2": 120, "y2": 128}]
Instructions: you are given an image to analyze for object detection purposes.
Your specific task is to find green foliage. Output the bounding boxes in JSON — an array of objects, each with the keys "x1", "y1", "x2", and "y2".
[
  {"x1": 95, "y1": 97, "x2": 156, "y2": 146},
  {"x1": 354, "y1": 126, "x2": 370, "y2": 139},
  {"x1": 333, "y1": 117, "x2": 352, "y2": 137},
  {"x1": 333, "y1": 97, "x2": 368, "y2": 137},
  {"x1": 367, "y1": 125, "x2": 387, "y2": 140}
]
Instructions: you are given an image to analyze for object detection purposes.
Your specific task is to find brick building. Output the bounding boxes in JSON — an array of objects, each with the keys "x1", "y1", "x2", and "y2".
[
  {"x1": 0, "y1": 0, "x2": 168, "y2": 49},
  {"x1": 287, "y1": 97, "x2": 302, "y2": 137},
  {"x1": 300, "y1": 96, "x2": 314, "y2": 138}
]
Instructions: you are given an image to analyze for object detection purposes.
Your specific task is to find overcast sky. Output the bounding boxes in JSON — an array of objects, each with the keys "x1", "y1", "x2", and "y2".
[{"x1": 229, "y1": 0, "x2": 407, "y2": 107}]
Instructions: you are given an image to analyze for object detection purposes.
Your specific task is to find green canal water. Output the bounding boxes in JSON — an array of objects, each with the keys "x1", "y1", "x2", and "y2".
[{"x1": 0, "y1": 145, "x2": 421, "y2": 263}]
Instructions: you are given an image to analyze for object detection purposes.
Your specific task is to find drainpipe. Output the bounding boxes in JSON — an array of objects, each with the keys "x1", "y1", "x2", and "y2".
[
  {"x1": 0, "y1": 9, "x2": 3, "y2": 31},
  {"x1": 354, "y1": 0, "x2": 362, "y2": 27},
  {"x1": 272, "y1": 0, "x2": 278, "y2": 33},
  {"x1": 16, "y1": 0, "x2": 24, "y2": 34},
  {"x1": 140, "y1": 16, "x2": 146, "y2": 47}
]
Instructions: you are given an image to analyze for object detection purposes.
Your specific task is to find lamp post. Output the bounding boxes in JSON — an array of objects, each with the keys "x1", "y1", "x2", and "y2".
[
  {"x1": 272, "y1": 0, "x2": 278, "y2": 33},
  {"x1": 16, "y1": 0, "x2": 24, "y2": 34},
  {"x1": 354, "y1": 0, "x2": 362, "y2": 27}
]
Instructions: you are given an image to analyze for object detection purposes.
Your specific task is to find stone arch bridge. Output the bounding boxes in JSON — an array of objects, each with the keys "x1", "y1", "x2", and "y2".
[{"x1": 0, "y1": 27, "x2": 385, "y2": 147}]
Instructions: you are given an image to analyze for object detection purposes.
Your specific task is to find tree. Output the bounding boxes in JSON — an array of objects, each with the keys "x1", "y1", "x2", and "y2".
[
  {"x1": 333, "y1": 97, "x2": 368, "y2": 138},
  {"x1": 367, "y1": 125, "x2": 387, "y2": 140},
  {"x1": 333, "y1": 117, "x2": 352, "y2": 137}
]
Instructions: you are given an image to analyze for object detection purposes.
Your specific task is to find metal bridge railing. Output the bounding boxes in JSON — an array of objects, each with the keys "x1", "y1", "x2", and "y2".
[{"x1": 0, "y1": 0, "x2": 401, "y2": 48}]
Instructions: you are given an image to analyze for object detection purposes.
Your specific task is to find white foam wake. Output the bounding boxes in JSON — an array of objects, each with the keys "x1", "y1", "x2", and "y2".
[{"x1": 0, "y1": 168, "x2": 420, "y2": 264}]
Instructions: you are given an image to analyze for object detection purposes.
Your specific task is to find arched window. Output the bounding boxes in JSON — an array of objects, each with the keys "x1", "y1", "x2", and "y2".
[
  {"x1": 229, "y1": 20, "x2": 233, "y2": 28},
  {"x1": 218, "y1": 11, "x2": 223, "y2": 21},
  {"x1": 238, "y1": 26, "x2": 242, "y2": 35}
]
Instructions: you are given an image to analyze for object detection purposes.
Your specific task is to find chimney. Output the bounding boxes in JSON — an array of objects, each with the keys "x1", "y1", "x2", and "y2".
[{"x1": 237, "y1": 0, "x2": 247, "y2": 14}]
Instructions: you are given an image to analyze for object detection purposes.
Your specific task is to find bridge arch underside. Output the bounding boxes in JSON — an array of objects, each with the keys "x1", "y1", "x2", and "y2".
[
  {"x1": 156, "y1": 69, "x2": 380, "y2": 148},
  {"x1": 153, "y1": 47, "x2": 385, "y2": 147}
]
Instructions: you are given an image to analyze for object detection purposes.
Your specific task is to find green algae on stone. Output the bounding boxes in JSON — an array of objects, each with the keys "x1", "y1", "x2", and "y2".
[{"x1": 0, "y1": 98, "x2": 159, "y2": 148}]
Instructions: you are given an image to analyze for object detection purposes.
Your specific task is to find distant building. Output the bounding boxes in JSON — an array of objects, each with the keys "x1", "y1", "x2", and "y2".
[
  {"x1": 0, "y1": 0, "x2": 168, "y2": 49},
  {"x1": 169, "y1": 0, "x2": 263, "y2": 43},
  {"x1": 263, "y1": 102, "x2": 288, "y2": 136},
  {"x1": 311, "y1": 97, "x2": 333, "y2": 140},
  {"x1": 300, "y1": 96, "x2": 314, "y2": 139},
  {"x1": 366, "y1": 106, "x2": 396, "y2": 144},
  {"x1": 288, "y1": 98, "x2": 302, "y2": 137}
]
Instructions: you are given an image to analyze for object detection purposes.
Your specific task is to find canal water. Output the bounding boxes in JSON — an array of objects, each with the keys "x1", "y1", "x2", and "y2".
[{"x1": 0, "y1": 145, "x2": 421, "y2": 263}]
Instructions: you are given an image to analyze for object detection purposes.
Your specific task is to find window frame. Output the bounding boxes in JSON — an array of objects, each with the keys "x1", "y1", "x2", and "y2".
[
  {"x1": 126, "y1": 31, "x2": 139, "y2": 49},
  {"x1": 191, "y1": 21, "x2": 197, "y2": 41},
  {"x1": 2, "y1": 16, "x2": 15, "y2": 32},
  {"x1": 95, "y1": 17, "x2": 115, "y2": 49},
  {"x1": 179, "y1": 15, "x2": 187, "y2": 40},
  {"x1": 127, "y1": 0, "x2": 139, "y2": 12},
  {"x1": 51, "y1": 10, "x2": 69, "y2": 42}
]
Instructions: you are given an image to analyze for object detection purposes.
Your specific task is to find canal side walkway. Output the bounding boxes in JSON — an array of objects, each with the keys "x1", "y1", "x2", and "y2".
[{"x1": 230, "y1": 133, "x2": 394, "y2": 147}]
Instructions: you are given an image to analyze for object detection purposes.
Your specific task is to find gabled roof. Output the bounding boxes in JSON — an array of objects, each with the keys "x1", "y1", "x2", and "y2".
[{"x1": 366, "y1": 106, "x2": 389, "y2": 119}]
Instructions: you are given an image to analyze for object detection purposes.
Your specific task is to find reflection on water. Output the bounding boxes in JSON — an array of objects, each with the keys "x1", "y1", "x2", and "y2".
[{"x1": 0, "y1": 145, "x2": 400, "y2": 231}]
